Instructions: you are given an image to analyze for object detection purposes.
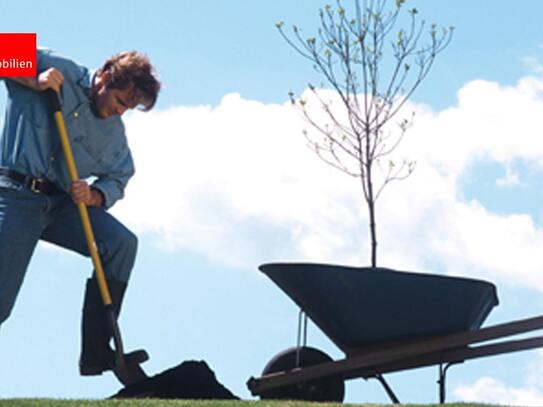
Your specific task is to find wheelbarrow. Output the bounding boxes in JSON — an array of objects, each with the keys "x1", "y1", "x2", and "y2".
[{"x1": 247, "y1": 263, "x2": 543, "y2": 404}]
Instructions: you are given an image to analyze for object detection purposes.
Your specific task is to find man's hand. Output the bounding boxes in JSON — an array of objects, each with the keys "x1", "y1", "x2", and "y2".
[
  {"x1": 9, "y1": 68, "x2": 64, "y2": 92},
  {"x1": 36, "y1": 68, "x2": 64, "y2": 92},
  {"x1": 69, "y1": 181, "x2": 103, "y2": 207}
]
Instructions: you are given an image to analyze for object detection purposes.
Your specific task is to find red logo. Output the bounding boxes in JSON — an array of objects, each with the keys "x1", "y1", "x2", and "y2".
[{"x1": 0, "y1": 33, "x2": 37, "y2": 77}]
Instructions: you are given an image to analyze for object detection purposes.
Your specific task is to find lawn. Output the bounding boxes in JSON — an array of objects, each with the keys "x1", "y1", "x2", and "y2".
[{"x1": 0, "y1": 400, "x2": 501, "y2": 407}]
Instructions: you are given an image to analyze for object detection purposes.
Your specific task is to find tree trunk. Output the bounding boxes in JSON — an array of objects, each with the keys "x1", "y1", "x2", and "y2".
[
  {"x1": 364, "y1": 122, "x2": 377, "y2": 268},
  {"x1": 368, "y1": 197, "x2": 377, "y2": 268},
  {"x1": 364, "y1": 160, "x2": 377, "y2": 268}
]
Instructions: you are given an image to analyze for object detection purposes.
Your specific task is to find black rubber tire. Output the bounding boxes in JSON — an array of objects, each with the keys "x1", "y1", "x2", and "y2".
[{"x1": 259, "y1": 346, "x2": 345, "y2": 402}]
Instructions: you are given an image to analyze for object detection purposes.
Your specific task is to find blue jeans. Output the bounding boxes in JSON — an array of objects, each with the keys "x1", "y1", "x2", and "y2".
[{"x1": 0, "y1": 175, "x2": 137, "y2": 325}]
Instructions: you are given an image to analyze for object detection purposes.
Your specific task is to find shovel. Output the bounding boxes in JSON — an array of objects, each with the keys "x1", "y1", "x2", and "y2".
[{"x1": 47, "y1": 90, "x2": 148, "y2": 386}]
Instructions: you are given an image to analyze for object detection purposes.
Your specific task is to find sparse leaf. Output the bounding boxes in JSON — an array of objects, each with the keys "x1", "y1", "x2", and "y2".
[{"x1": 288, "y1": 91, "x2": 295, "y2": 104}]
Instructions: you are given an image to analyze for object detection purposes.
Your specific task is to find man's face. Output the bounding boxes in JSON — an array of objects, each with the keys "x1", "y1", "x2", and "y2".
[{"x1": 91, "y1": 74, "x2": 138, "y2": 118}]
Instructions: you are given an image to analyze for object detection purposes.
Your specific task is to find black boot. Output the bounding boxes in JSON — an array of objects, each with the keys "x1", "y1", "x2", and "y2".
[{"x1": 79, "y1": 278, "x2": 148, "y2": 376}]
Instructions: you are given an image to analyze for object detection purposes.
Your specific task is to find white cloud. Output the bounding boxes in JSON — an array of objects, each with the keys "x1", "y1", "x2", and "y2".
[
  {"x1": 455, "y1": 351, "x2": 543, "y2": 406},
  {"x1": 455, "y1": 376, "x2": 543, "y2": 406},
  {"x1": 113, "y1": 76, "x2": 543, "y2": 290},
  {"x1": 115, "y1": 93, "x2": 367, "y2": 268}
]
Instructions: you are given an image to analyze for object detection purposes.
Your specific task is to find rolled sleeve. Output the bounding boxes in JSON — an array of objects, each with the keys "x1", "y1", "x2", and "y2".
[{"x1": 91, "y1": 148, "x2": 135, "y2": 209}]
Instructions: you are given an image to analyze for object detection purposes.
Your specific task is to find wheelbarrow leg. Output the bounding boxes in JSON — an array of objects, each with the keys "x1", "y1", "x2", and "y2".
[
  {"x1": 373, "y1": 372, "x2": 400, "y2": 404},
  {"x1": 438, "y1": 361, "x2": 461, "y2": 404}
]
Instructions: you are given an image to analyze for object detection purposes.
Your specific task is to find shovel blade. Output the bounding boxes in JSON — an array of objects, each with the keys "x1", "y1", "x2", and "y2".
[
  {"x1": 113, "y1": 360, "x2": 148, "y2": 386},
  {"x1": 107, "y1": 310, "x2": 149, "y2": 385}
]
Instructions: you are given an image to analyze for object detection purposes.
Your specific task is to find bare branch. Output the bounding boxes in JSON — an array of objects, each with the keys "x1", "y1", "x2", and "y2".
[
  {"x1": 374, "y1": 159, "x2": 416, "y2": 200},
  {"x1": 279, "y1": 0, "x2": 452, "y2": 266}
]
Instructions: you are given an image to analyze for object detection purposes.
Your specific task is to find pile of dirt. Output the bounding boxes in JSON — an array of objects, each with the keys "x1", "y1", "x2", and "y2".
[{"x1": 112, "y1": 360, "x2": 239, "y2": 400}]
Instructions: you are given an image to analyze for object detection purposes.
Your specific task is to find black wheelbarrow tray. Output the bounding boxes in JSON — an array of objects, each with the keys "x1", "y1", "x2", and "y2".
[{"x1": 247, "y1": 263, "x2": 543, "y2": 404}]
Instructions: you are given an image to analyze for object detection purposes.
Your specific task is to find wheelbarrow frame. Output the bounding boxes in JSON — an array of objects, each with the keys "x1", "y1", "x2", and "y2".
[{"x1": 248, "y1": 274, "x2": 543, "y2": 404}]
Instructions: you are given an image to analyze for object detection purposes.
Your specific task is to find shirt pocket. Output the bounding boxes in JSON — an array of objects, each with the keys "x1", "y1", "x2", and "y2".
[
  {"x1": 64, "y1": 105, "x2": 127, "y2": 176},
  {"x1": 71, "y1": 131, "x2": 124, "y2": 177},
  {"x1": 63, "y1": 105, "x2": 102, "y2": 176}
]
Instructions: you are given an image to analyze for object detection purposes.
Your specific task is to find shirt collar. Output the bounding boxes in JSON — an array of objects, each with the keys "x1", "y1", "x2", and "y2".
[{"x1": 77, "y1": 68, "x2": 96, "y2": 92}]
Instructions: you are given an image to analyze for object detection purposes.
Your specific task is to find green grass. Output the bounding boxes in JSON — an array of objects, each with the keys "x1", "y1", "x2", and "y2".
[{"x1": 0, "y1": 400, "x2": 503, "y2": 407}]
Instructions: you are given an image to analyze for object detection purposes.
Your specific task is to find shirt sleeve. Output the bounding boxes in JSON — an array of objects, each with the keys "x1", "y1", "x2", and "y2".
[
  {"x1": 1, "y1": 48, "x2": 78, "y2": 88},
  {"x1": 91, "y1": 147, "x2": 135, "y2": 209},
  {"x1": 36, "y1": 47, "x2": 52, "y2": 72},
  {"x1": 36, "y1": 47, "x2": 87, "y2": 84}
]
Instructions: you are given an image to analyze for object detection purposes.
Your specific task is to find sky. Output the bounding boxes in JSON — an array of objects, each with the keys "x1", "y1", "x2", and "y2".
[{"x1": 2, "y1": 0, "x2": 543, "y2": 404}]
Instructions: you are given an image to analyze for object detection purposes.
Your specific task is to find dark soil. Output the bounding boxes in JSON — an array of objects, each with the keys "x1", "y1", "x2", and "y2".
[{"x1": 112, "y1": 360, "x2": 239, "y2": 400}]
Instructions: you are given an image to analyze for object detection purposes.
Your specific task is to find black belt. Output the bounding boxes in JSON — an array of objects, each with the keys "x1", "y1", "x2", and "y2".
[{"x1": 0, "y1": 168, "x2": 62, "y2": 196}]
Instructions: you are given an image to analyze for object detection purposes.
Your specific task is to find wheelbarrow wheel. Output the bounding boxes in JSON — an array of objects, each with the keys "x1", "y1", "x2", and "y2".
[{"x1": 260, "y1": 346, "x2": 345, "y2": 402}]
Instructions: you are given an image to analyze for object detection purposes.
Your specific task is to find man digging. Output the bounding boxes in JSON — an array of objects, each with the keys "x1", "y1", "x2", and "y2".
[{"x1": 0, "y1": 47, "x2": 160, "y2": 376}]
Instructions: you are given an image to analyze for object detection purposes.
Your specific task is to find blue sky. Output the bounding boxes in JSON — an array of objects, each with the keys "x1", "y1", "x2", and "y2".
[{"x1": 2, "y1": 0, "x2": 543, "y2": 405}]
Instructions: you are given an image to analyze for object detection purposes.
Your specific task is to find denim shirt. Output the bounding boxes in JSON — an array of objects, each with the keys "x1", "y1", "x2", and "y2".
[{"x1": 0, "y1": 48, "x2": 135, "y2": 209}]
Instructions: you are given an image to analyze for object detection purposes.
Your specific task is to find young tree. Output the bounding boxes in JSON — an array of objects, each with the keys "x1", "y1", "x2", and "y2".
[{"x1": 277, "y1": 0, "x2": 452, "y2": 267}]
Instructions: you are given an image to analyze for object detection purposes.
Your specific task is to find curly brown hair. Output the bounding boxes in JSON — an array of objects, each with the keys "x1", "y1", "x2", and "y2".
[{"x1": 96, "y1": 51, "x2": 161, "y2": 111}]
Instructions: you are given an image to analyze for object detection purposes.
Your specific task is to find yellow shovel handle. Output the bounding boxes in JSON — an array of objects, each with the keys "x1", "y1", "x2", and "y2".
[{"x1": 49, "y1": 91, "x2": 112, "y2": 306}]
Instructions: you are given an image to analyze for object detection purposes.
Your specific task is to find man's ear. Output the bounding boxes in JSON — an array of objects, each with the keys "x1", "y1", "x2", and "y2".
[{"x1": 95, "y1": 71, "x2": 110, "y2": 87}]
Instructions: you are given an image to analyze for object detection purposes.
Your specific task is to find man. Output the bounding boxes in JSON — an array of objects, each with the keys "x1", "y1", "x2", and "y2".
[{"x1": 0, "y1": 48, "x2": 160, "y2": 375}]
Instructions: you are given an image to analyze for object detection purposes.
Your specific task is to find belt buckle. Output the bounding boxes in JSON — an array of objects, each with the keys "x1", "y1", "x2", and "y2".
[{"x1": 30, "y1": 178, "x2": 44, "y2": 194}]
